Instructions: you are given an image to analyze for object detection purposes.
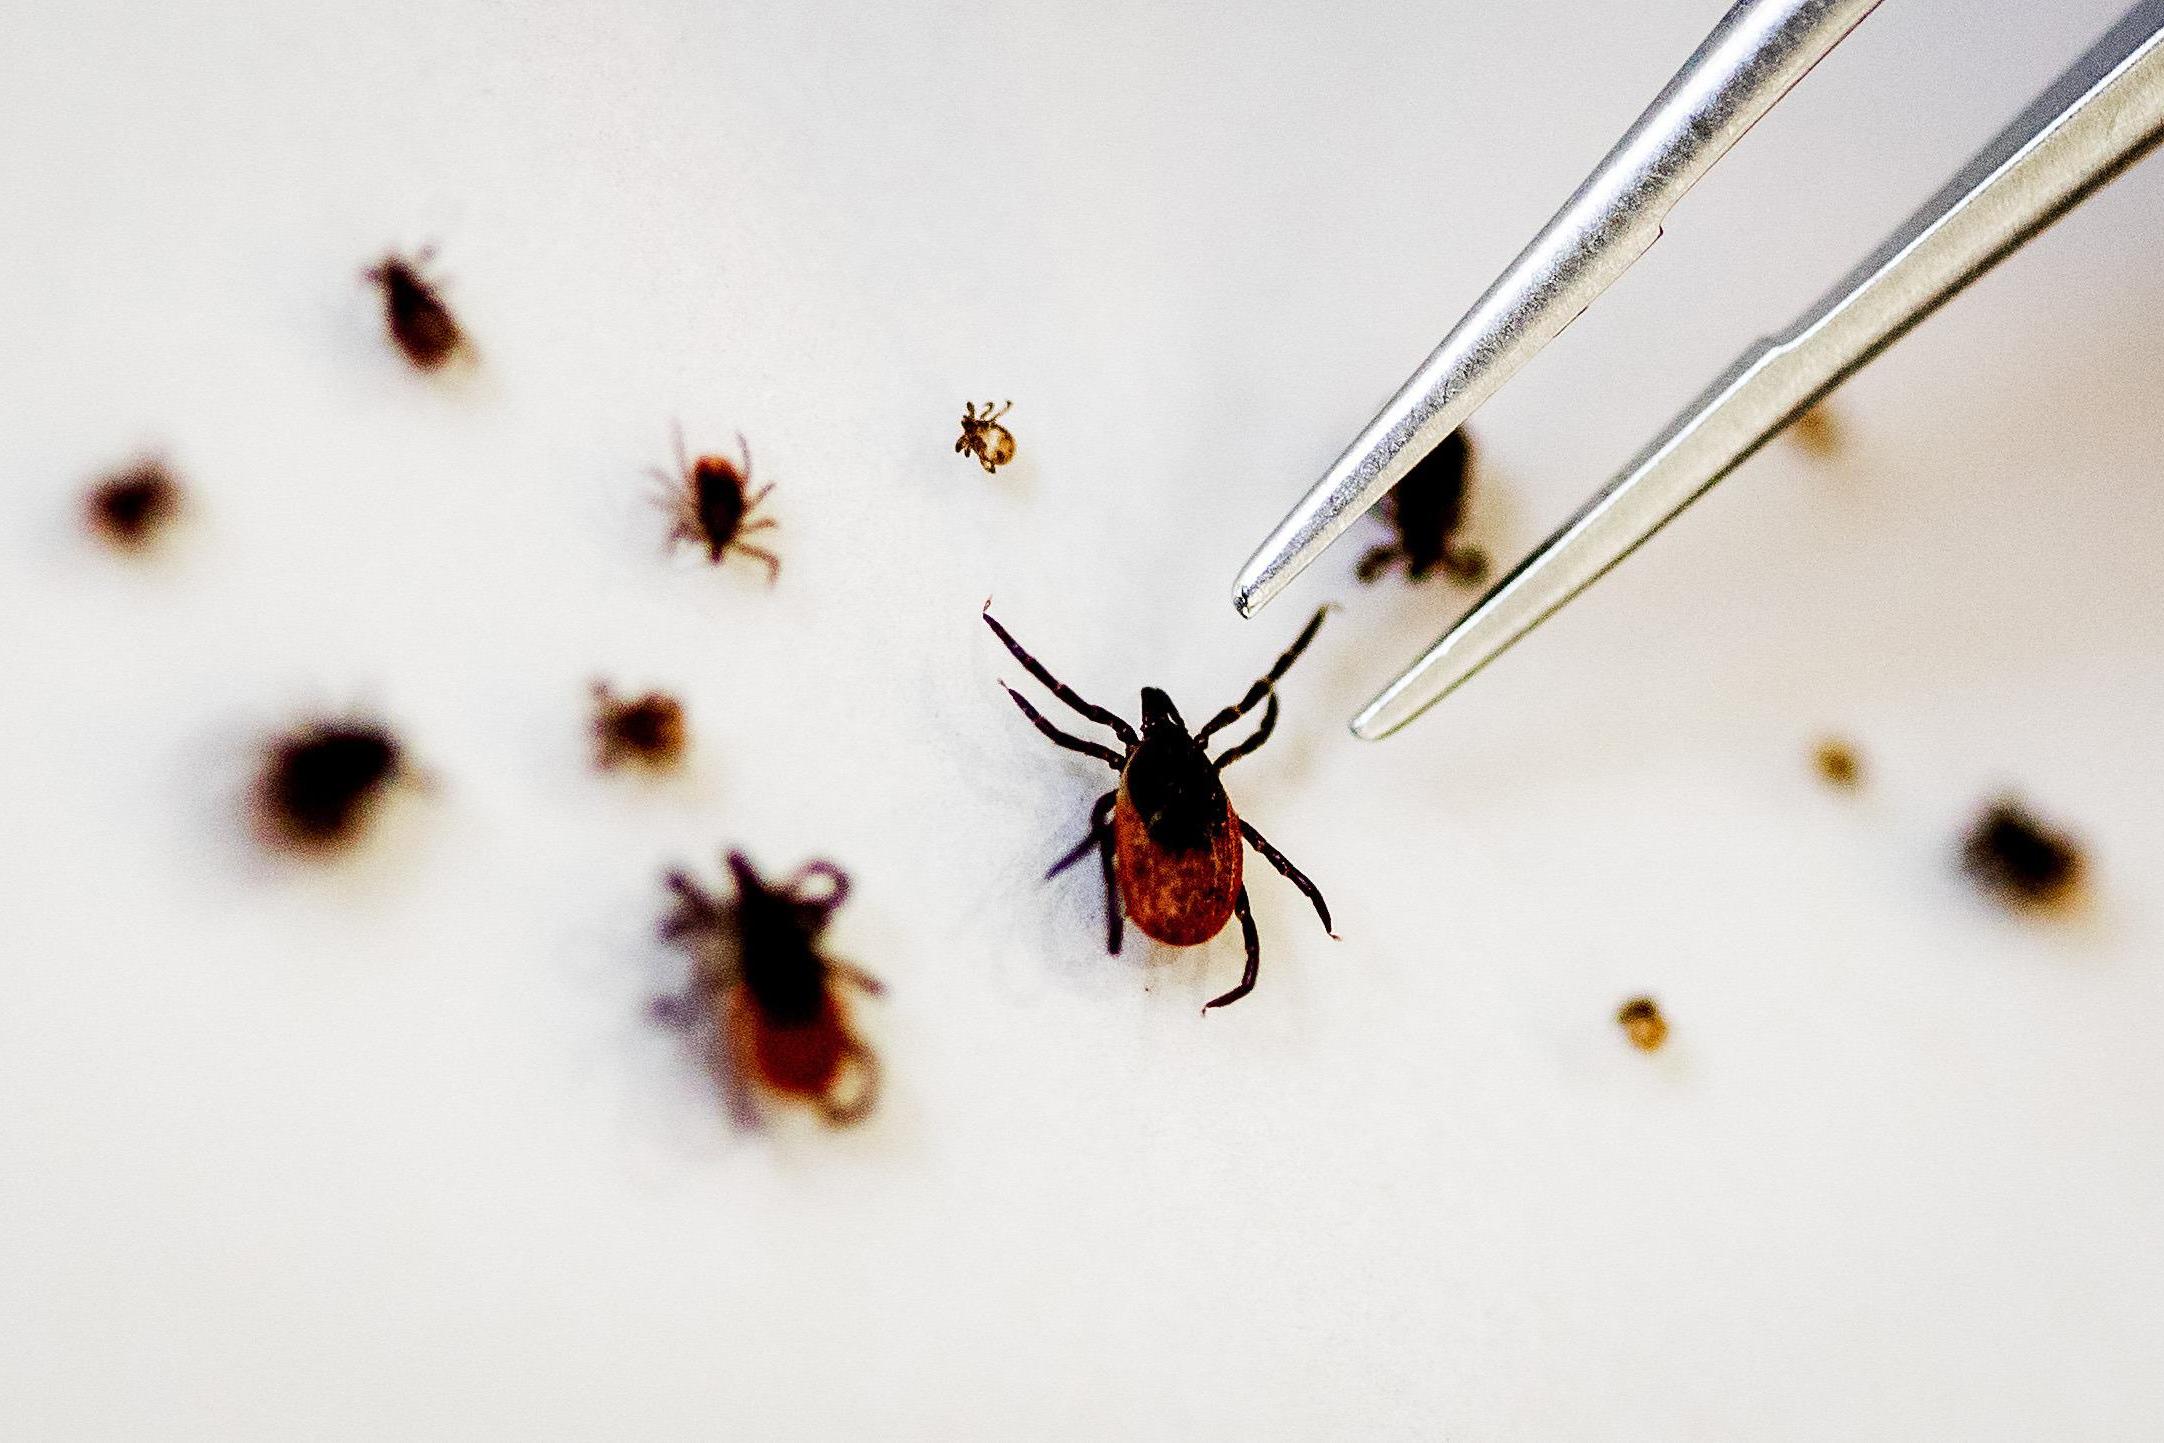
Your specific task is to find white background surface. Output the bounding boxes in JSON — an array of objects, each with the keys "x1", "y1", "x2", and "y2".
[{"x1": 4, "y1": 0, "x2": 2162, "y2": 1436}]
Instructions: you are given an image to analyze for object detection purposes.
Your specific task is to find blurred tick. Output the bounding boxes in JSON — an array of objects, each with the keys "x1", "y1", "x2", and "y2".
[
  {"x1": 1357, "y1": 428, "x2": 1488, "y2": 586},
  {"x1": 592, "y1": 683, "x2": 687, "y2": 771},
  {"x1": 1617, "y1": 996, "x2": 1669, "y2": 1052},
  {"x1": 656, "y1": 425, "x2": 779, "y2": 582},
  {"x1": 1963, "y1": 798, "x2": 2084, "y2": 910},
  {"x1": 85, "y1": 460, "x2": 181, "y2": 550},
  {"x1": 365, "y1": 248, "x2": 464, "y2": 370},
  {"x1": 655, "y1": 851, "x2": 883, "y2": 1125},
  {"x1": 253, "y1": 719, "x2": 407, "y2": 854},
  {"x1": 985, "y1": 604, "x2": 1334, "y2": 1011},
  {"x1": 955, "y1": 400, "x2": 1016, "y2": 474}
]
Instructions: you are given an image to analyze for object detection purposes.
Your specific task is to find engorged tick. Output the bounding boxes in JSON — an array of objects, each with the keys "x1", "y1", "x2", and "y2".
[
  {"x1": 654, "y1": 851, "x2": 883, "y2": 1125},
  {"x1": 985, "y1": 604, "x2": 1335, "y2": 1011},
  {"x1": 955, "y1": 400, "x2": 1016, "y2": 474},
  {"x1": 591, "y1": 683, "x2": 687, "y2": 771},
  {"x1": 655, "y1": 424, "x2": 779, "y2": 582},
  {"x1": 85, "y1": 460, "x2": 182, "y2": 550},
  {"x1": 253, "y1": 719, "x2": 407, "y2": 854},
  {"x1": 1357, "y1": 428, "x2": 1488, "y2": 586},
  {"x1": 365, "y1": 248, "x2": 464, "y2": 370}
]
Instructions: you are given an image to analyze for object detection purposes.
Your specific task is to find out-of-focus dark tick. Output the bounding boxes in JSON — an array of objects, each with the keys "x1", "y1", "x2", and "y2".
[
  {"x1": 592, "y1": 683, "x2": 687, "y2": 771},
  {"x1": 1357, "y1": 428, "x2": 1488, "y2": 586},
  {"x1": 1617, "y1": 996, "x2": 1668, "y2": 1051},
  {"x1": 985, "y1": 604, "x2": 1335, "y2": 1011},
  {"x1": 655, "y1": 425, "x2": 779, "y2": 583},
  {"x1": 253, "y1": 719, "x2": 407, "y2": 854},
  {"x1": 1813, "y1": 738, "x2": 1862, "y2": 789},
  {"x1": 1963, "y1": 799, "x2": 2084, "y2": 910},
  {"x1": 365, "y1": 248, "x2": 464, "y2": 370},
  {"x1": 654, "y1": 851, "x2": 883, "y2": 1125},
  {"x1": 85, "y1": 461, "x2": 181, "y2": 550},
  {"x1": 955, "y1": 400, "x2": 1016, "y2": 474}
]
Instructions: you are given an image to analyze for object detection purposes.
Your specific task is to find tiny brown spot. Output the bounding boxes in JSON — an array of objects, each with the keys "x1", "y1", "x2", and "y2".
[
  {"x1": 1617, "y1": 996, "x2": 1668, "y2": 1052},
  {"x1": 1963, "y1": 799, "x2": 2084, "y2": 911},
  {"x1": 1788, "y1": 402, "x2": 1841, "y2": 457},
  {"x1": 366, "y1": 249, "x2": 464, "y2": 370},
  {"x1": 86, "y1": 461, "x2": 182, "y2": 550},
  {"x1": 592, "y1": 683, "x2": 687, "y2": 770},
  {"x1": 253, "y1": 719, "x2": 407, "y2": 854},
  {"x1": 1813, "y1": 738, "x2": 1862, "y2": 789}
]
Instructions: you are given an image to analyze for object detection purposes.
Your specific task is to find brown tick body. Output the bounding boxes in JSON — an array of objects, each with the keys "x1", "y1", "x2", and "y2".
[
  {"x1": 1357, "y1": 428, "x2": 1487, "y2": 586},
  {"x1": 365, "y1": 249, "x2": 463, "y2": 370},
  {"x1": 655, "y1": 851, "x2": 882, "y2": 1125},
  {"x1": 656, "y1": 426, "x2": 779, "y2": 583},
  {"x1": 591, "y1": 683, "x2": 687, "y2": 770},
  {"x1": 86, "y1": 461, "x2": 181, "y2": 550},
  {"x1": 955, "y1": 400, "x2": 1016, "y2": 474},
  {"x1": 985, "y1": 605, "x2": 1334, "y2": 1011},
  {"x1": 253, "y1": 719, "x2": 407, "y2": 854}
]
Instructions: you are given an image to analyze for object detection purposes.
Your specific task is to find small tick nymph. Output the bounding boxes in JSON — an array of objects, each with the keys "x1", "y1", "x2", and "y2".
[
  {"x1": 365, "y1": 248, "x2": 464, "y2": 370},
  {"x1": 1357, "y1": 427, "x2": 1487, "y2": 586},
  {"x1": 85, "y1": 460, "x2": 182, "y2": 550},
  {"x1": 986, "y1": 605, "x2": 1334, "y2": 1010},
  {"x1": 955, "y1": 400, "x2": 1016, "y2": 474},
  {"x1": 253, "y1": 718, "x2": 408, "y2": 854},
  {"x1": 655, "y1": 425, "x2": 779, "y2": 582},
  {"x1": 591, "y1": 683, "x2": 687, "y2": 771}
]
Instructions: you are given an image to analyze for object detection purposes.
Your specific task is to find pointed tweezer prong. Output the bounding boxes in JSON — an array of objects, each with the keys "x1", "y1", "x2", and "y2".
[
  {"x1": 1232, "y1": 0, "x2": 1882, "y2": 621},
  {"x1": 1351, "y1": 1, "x2": 2164, "y2": 739}
]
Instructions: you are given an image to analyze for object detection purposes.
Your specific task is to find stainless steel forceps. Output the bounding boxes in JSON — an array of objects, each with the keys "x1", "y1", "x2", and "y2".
[{"x1": 1231, "y1": 0, "x2": 2164, "y2": 739}]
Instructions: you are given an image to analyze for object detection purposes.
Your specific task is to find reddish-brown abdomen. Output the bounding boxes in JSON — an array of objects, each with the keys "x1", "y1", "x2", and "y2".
[
  {"x1": 729, "y1": 989, "x2": 854, "y2": 1098},
  {"x1": 1113, "y1": 788, "x2": 1241, "y2": 946}
]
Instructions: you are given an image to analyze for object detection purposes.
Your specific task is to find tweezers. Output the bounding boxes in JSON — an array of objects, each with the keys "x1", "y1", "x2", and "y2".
[{"x1": 1231, "y1": 0, "x2": 2164, "y2": 739}]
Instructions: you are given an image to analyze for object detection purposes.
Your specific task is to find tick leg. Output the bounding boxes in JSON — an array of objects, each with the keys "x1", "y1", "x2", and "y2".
[
  {"x1": 733, "y1": 543, "x2": 781, "y2": 585},
  {"x1": 1193, "y1": 606, "x2": 1330, "y2": 746},
  {"x1": 1048, "y1": 791, "x2": 1116, "y2": 876},
  {"x1": 1239, "y1": 818, "x2": 1334, "y2": 935},
  {"x1": 982, "y1": 608, "x2": 1138, "y2": 745},
  {"x1": 1212, "y1": 691, "x2": 1279, "y2": 770},
  {"x1": 1001, "y1": 685, "x2": 1126, "y2": 768},
  {"x1": 736, "y1": 432, "x2": 754, "y2": 486},
  {"x1": 740, "y1": 517, "x2": 776, "y2": 533},
  {"x1": 1097, "y1": 806, "x2": 1122, "y2": 955},
  {"x1": 817, "y1": 1038, "x2": 881, "y2": 1126},
  {"x1": 830, "y1": 960, "x2": 885, "y2": 995},
  {"x1": 1203, "y1": 886, "x2": 1261, "y2": 1012},
  {"x1": 1355, "y1": 544, "x2": 1402, "y2": 583},
  {"x1": 1443, "y1": 542, "x2": 1489, "y2": 584},
  {"x1": 784, "y1": 859, "x2": 851, "y2": 910}
]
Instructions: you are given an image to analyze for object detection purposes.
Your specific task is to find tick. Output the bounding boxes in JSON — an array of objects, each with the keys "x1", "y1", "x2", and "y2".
[
  {"x1": 955, "y1": 400, "x2": 1016, "y2": 474},
  {"x1": 85, "y1": 460, "x2": 181, "y2": 550},
  {"x1": 1812, "y1": 738, "x2": 1862, "y2": 789},
  {"x1": 365, "y1": 248, "x2": 464, "y2": 371},
  {"x1": 985, "y1": 604, "x2": 1334, "y2": 1011},
  {"x1": 1963, "y1": 799, "x2": 2084, "y2": 910},
  {"x1": 253, "y1": 719, "x2": 408, "y2": 853},
  {"x1": 655, "y1": 425, "x2": 779, "y2": 582},
  {"x1": 592, "y1": 683, "x2": 687, "y2": 771},
  {"x1": 1617, "y1": 996, "x2": 1669, "y2": 1052},
  {"x1": 1357, "y1": 428, "x2": 1488, "y2": 586},
  {"x1": 655, "y1": 851, "x2": 883, "y2": 1125}
]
